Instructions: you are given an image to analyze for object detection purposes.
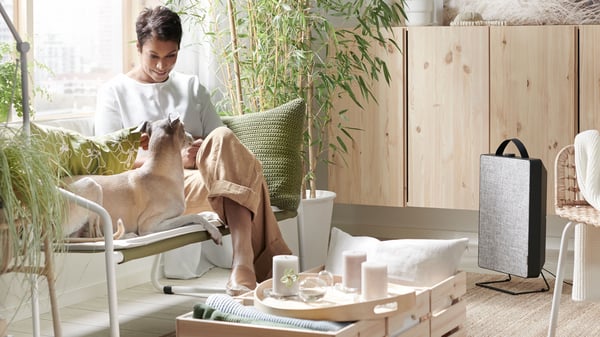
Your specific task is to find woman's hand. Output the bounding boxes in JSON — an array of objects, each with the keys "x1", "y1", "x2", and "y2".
[{"x1": 182, "y1": 138, "x2": 203, "y2": 169}]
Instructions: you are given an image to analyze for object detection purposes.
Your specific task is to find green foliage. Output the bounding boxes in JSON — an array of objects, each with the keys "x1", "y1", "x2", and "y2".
[
  {"x1": 0, "y1": 43, "x2": 20, "y2": 123},
  {"x1": 167, "y1": 0, "x2": 405, "y2": 196},
  {"x1": 0, "y1": 126, "x2": 66, "y2": 280},
  {"x1": 0, "y1": 42, "x2": 50, "y2": 123}
]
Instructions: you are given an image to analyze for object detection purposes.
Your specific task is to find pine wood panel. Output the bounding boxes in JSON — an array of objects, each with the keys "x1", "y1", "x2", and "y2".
[
  {"x1": 579, "y1": 25, "x2": 600, "y2": 132},
  {"x1": 489, "y1": 26, "x2": 577, "y2": 214},
  {"x1": 407, "y1": 26, "x2": 490, "y2": 210},
  {"x1": 328, "y1": 28, "x2": 406, "y2": 207}
]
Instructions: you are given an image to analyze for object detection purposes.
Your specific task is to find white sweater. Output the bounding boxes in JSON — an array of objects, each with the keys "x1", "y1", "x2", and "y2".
[{"x1": 95, "y1": 71, "x2": 223, "y2": 138}]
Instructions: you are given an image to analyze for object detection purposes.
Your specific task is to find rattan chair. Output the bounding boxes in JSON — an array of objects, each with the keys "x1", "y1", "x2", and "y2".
[{"x1": 548, "y1": 144, "x2": 600, "y2": 337}]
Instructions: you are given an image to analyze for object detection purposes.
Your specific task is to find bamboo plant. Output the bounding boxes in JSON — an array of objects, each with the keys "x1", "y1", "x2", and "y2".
[{"x1": 168, "y1": 0, "x2": 405, "y2": 198}]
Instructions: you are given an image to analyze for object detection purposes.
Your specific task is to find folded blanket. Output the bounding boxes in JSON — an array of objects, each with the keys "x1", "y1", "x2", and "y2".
[
  {"x1": 193, "y1": 303, "x2": 308, "y2": 330},
  {"x1": 574, "y1": 129, "x2": 600, "y2": 210},
  {"x1": 205, "y1": 294, "x2": 350, "y2": 332}
]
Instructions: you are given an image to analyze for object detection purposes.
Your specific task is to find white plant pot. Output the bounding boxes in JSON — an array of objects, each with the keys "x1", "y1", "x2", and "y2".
[
  {"x1": 405, "y1": 0, "x2": 433, "y2": 12},
  {"x1": 297, "y1": 190, "x2": 336, "y2": 271},
  {"x1": 406, "y1": 10, "x2": 434, "y2": 26},
  {"x1": 403, "y1": 0, "x2": 443, "y2": 26}
]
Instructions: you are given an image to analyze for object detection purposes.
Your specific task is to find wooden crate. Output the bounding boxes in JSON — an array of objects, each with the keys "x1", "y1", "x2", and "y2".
[
  {"x1": 387, "y1": 271, "x2": 467, "y2": 337},
  {"x1": 177, "y1": 313, "x2": 386, "y2": 337},
  {"x1": 175, "y1": 272, "x2": 466, "y2": 337}
]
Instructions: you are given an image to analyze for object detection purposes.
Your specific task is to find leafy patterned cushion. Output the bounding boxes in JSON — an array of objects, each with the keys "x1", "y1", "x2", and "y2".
[
  {"x1": 221, "y1": 98, "x2": 305, "y2": 212},
  {"x1": 30, "y1": 122, "x2": 141, "y2": 176}
]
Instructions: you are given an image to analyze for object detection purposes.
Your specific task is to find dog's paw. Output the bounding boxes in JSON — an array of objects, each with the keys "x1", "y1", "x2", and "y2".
[
  {"x1": 205, "y1": 221, "x2": 223, "y2": 245},
  {"x1": 198, "y1": 212, "x2": 223, "y2": 245},
  {"x1": 121, "y1": 232, "x2": 139, "y2": 240},
  {"x1": 198, "y1": 213, "x2": 223, "y2": 245},
  {"x1": 198, "y1": 211, "x2": 223, "y2": 224}
]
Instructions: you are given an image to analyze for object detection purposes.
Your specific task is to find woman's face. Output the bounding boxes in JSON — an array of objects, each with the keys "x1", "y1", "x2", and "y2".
[{"x1": 137, "y1": 36, "x2": 179, "y2": 83}]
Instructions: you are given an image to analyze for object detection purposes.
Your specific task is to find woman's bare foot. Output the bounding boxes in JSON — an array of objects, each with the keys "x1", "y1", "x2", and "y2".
[
  {"x1": 226, "y1": 264, "x2": 256, "y2": 296},
  {"x1": 223, "y1": 197, "x2": 257, "y2": 296}
]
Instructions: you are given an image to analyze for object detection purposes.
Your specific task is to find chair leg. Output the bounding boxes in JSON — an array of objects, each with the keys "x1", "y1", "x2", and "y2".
[
  {"x1": 548, "y1": 221, "x2": 576, "y2": 337},
  {"x1": 44, "y1": 236, "x2": 62, "y2": 337},
  {"x1": 30, "y1": 274, "x2": 41, "y2": 337},
  {"x1": 150, "y1": 253, "x2": 225, "y2": 295}
]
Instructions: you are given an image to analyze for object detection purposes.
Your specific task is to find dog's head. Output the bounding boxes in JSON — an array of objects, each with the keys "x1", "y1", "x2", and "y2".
[{"x1": 137, "y1": 115, "x2": 187, "y2": 152}]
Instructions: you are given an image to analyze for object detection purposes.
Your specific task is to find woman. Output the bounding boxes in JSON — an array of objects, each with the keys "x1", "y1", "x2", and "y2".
[{"x1": 95, "y1": 5, "x2": 291, "y2": 295}]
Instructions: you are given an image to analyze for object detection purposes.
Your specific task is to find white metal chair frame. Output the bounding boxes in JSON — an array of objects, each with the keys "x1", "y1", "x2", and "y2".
[
  {"x1": 19, "y1": 189, "x2": 230, "y2": 337},
  {"x1": 548, "y1": 144, "x2": 600, "y2": 337}
]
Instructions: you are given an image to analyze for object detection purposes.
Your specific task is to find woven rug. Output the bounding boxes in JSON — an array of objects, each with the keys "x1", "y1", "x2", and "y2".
[{"x1": 465, "y1": 272, "x2": 600, "y2": 337}]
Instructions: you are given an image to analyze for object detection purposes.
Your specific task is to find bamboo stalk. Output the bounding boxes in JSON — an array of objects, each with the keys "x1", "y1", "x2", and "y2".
[{"x1": 226, "y1": 0, "x2": 243, "y2": 115}]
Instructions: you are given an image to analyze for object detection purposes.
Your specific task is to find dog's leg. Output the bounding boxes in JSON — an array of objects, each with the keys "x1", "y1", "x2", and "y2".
[
  {"x1": 62, "y1": 177, "x2": 102, "y2": 238},
  {"x1": 64, "y1": 220, "x2": 126, "y2": 243},
  {"x1": 141, "y1": 214, "x2": 223, "y2": 245}
]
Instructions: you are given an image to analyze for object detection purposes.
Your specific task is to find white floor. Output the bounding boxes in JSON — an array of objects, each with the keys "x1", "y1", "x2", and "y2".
[{"x1": 5, "y1": 268, "x2": 231, "y2": 337}]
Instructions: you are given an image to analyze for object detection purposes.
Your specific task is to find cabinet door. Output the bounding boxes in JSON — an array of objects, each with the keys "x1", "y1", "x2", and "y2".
[
  {"x1": 579, "y1": 25, "x2": 600, "y2": 131},
  {"x1": 489, "y1": 26, "x2": 577, "y2": 214},
  {"x1": 407, "y1": 26, "x2": 489, "y2": 210},
  {"x1": 328, "y1": 27, "x2": 406, "y2": 207}
]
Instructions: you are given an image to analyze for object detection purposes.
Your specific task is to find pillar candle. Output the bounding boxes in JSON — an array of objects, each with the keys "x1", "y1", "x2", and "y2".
[
  {"x1": 342, "y1": 250, "x2": 367, "y2": 290},
  {"x1": 361, "y1": 261, "x2": 388, "y2": 300},
  {"x1": 272, "y1": 255, "x2": 299, "y2": 296}
]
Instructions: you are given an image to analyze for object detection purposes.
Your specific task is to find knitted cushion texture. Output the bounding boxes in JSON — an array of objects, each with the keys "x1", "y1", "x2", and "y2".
[{"x1": 222, "y1": 98, "x2": 305, "y2": 212}]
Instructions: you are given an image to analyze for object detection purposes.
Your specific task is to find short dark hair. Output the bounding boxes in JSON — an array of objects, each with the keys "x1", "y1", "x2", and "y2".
[{"x1": 136, "y1": 6, "x2": 182, "y2": 48}]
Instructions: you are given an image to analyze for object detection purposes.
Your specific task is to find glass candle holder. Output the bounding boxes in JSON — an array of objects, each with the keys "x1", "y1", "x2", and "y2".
[{"x1": 299, "y1": 276, "x2": 327, "y2": 302}]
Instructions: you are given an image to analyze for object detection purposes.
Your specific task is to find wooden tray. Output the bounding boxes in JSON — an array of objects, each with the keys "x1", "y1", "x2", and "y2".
[{"x1": 253, "y1": 273, "x2": 416, "y2": 321}]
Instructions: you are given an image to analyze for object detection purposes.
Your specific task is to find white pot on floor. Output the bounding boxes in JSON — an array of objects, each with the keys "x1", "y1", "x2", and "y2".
[{"x1": 297, "y1": 190, "x2": 336, "y2": 271}]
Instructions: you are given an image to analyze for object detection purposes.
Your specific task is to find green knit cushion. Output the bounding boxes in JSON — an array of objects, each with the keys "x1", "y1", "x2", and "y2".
[{"x1": 222, "y1": 98, "x2": 305, "y2": 212}]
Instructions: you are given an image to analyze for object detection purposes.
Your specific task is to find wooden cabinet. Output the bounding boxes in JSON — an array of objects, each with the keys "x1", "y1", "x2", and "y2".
[
  {"x1": 489, "y1": 25, "x2": 577, "y2": 213},
  {"x1": 579, "y1": 25, "x2": 600, "y2": 131},
  {"x1": 329, "y1": 25, "x2": 586, "y2": 213},
  {"x1": 327, "y1": 28, "x2": 406, "y2": 207},
  {"x1": 407, "y1": 27, "x2": 489, "y2": 210}
]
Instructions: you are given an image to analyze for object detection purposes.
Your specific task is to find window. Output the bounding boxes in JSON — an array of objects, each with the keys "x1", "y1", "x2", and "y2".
[
  {"x1": 0, "y1": 0, "x2": 13, "y2": 44},
  {"x1": 32, "y1": 0, "x2": 123, "y2": 118},
  {"x1": 0, "y1": 0, "x2": 161, "y2": 120}
]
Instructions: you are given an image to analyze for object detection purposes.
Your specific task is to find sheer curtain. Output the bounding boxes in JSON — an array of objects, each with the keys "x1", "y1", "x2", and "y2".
[{"x1": 171, "y1": 0, "x2": 221, "y2": 103}]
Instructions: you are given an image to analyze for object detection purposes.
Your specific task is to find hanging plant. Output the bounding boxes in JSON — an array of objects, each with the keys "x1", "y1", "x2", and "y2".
[{"x1": 0, "y1": 125, "x2": 66, "y2": 282}]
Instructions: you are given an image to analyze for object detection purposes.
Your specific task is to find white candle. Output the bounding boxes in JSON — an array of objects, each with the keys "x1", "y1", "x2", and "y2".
[
  {"x1": 361, "y1": 261, "x2": 388, "y2": 300},
  {"x1": 272, "y1": 255, "x2": 299, "y2": 296},
  {"x1": 342, "y1": 250, "x2": 367, "y2": 290}
]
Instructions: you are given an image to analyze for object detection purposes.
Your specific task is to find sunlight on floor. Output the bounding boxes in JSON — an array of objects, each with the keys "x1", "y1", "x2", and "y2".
[{"x1": 5, "y1": 267, "x2": 231, "y2": 337}]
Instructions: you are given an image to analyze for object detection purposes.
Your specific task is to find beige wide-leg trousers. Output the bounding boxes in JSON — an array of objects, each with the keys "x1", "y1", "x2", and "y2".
[{"x1": 182, "y1": 126, "x2": 291, "y2": 282}]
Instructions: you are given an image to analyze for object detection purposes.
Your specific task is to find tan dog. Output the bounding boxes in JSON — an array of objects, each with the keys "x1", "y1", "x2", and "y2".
[{"x1": 62, "y1": 116, "x2": 222, "y2": 244}]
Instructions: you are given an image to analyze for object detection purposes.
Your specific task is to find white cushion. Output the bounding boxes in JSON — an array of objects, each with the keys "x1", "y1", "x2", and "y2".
[{"x1": 325, "y1": 227, "x2": 468, "y2": 287}]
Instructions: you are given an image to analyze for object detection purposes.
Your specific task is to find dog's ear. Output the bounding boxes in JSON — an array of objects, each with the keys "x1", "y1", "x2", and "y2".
[
  {"x1": 168, "y1": 114, "x2": 181, "y2": 128},
  {"x1": 136, "y1": 120, "x2": 150, "y2": 134}
]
